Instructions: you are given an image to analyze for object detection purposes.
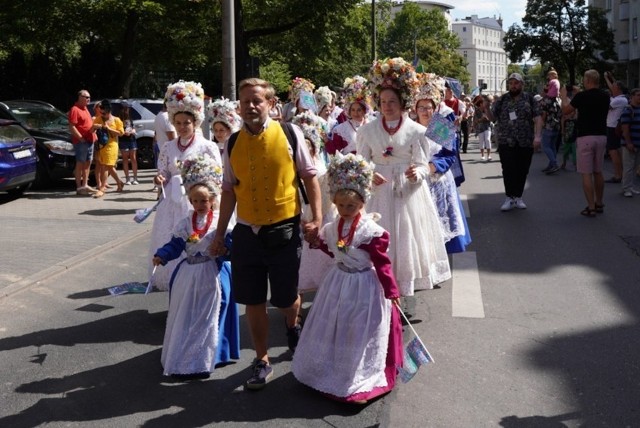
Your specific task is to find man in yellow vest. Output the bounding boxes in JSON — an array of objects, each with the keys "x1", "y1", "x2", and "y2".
[{"x1": 211, "y1": 78, "x2": 322, "y2": 390}]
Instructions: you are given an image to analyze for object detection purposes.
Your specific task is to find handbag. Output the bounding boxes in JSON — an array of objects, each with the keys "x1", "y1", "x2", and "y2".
[{"x1": 96, "y1": 126, "x2": 109, "y2": 146}]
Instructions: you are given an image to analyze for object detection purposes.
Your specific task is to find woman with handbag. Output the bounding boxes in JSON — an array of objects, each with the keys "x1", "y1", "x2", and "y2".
[{"x1": 92, "y1": 99, "x2": 126, "y2": 198}]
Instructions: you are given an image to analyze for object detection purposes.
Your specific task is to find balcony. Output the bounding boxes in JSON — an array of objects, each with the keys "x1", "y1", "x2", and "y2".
[
  {"x1": 619, "y1": 41, "x2": 629, "y2": 61},
  {"x1": 620, "y1": 2, "x2": 629, "y2": 20}
]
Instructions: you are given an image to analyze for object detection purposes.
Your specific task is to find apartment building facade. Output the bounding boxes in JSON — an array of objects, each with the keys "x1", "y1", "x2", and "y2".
[
  {"x1": 590, "y1": 0, "x2": 640, "y2": 88},
  {"x1": 451, "y1": 15, "x2": 509, "y2": 95}
]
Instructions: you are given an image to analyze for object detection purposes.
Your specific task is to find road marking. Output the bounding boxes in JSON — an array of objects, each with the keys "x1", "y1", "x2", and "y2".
[{"x1": 452, "y1": 251, "x2": 485, "y2": 318}]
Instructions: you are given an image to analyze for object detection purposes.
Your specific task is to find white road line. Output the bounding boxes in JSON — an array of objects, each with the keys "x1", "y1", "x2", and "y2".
[{"x1": 451, "y1": 251, "x2": 485, "y2": 318}]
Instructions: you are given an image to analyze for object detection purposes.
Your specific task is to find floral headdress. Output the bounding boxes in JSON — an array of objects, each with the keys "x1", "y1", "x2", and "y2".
[
  {"x1": 327, "y1": 153, "x2": 374, "y2": 202},
  {"x1": 292, "y1": 111, "x2": 325, "y2": 154},
  {"x1": 314, "y1": 86, "x2": 336, "y2": 112},
  {"x1": 165, "y1": 80, "x2": 206, "y2": 127},
  {"x1": 178, "y1": 153, "x2": 223, "y2": 195},
  {"x1": 342, "y1": 75, "x2": 372, "y2": 115},
  {"x1": 368, "y1": 57, "x2": 420, "y2": 109},
  {"x1": 207, "y1": 97, "x2": 242, "y2": 133},
  {"x1": 415, "y1": 73, "x2": 446, "y2": 107},
  {"x1": 289, "y1": 77, "x2": 315, "y2": 103}
]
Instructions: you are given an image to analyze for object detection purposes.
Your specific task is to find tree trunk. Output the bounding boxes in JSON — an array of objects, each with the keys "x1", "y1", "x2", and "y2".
[{"x1": 116, "y1": 10, "x2": 140, "y2": 97}]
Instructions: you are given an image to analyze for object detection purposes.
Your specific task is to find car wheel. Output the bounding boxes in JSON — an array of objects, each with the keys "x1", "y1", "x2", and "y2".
[
  {"x1": 136, "y1": 137, "x2": 155, "y2": 169},
  {"x1": 7, "y1": 183, "x2": 31, "y2": 197},
  {"x1": 33, "y1": 156, "x2": 52, "y2": 189}
]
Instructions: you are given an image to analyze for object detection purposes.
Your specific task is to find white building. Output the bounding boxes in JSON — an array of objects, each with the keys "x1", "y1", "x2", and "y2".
[
  {"x1": 590, "y1": 0, "x2": 640, "y2": 88},
  {"x1": 390, "y1": 0, "x2": 454, "y2": 28},
  {"x1": 451, "y1": 15, "x2": 509, "y2": 95}
]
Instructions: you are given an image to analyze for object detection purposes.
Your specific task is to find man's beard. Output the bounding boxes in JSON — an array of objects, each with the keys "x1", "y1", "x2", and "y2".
[{"x1": 509, "y1": 87, "x2": 522, "y2": 97}]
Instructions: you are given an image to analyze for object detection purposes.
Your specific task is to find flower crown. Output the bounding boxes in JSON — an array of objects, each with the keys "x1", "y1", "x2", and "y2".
[
  {"x1": 327, "y1": 153, "x2": 374, "y2": 202},
  {"x1": 289, "y1": 77, "x2": 315, "y2": 102},
  {"x1": 178, "y1": 153, "x2": 223, "y2": 195},
  {"x1": 368, "y1": 57, "x2": 420, "y2": 108},
  {"x1": 165, "y1": 80, "x2": 206, "y2": 127},
  {"x1": 207, "y1": 97, "x2": 242, "y2": 133},
  {"x1": 415, "y1": 73, "x2": 446, "y2": 107},
  {"x1": 314, "y1": 86, "x2": 335, "y2": 112},
  {"x1": 342, "y1": 75, "x2": 372, "y2": 113},
  {"x1": 292, "y1": 111, "x2": 325, "y2": 154}
]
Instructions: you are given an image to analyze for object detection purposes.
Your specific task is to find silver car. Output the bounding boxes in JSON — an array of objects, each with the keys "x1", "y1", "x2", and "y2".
[{"x1": 89, "y1": 99, "x2": 163, "y2": 168}]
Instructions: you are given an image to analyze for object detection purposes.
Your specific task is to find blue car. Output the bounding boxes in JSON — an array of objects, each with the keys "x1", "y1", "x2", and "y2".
[
  {"x1": 0, "y1": 119, "x2": 37, "y2": 196},
  {"x1": 0, "y1": 100, "x2": 75, "y2": 187}
]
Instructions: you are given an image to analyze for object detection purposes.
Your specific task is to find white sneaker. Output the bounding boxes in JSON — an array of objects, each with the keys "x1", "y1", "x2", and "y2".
[
  {"x1": 481, "y1": 155, "x2": 486, "y2": 161},
  {"x1": 487, "y1": 156, "x2": 492, "y2": 161},
  {"x1": 623, "y1": 190, "x2": 633, "y2": 197},
  {"x1": 125, "y1": 178, "x2": 132, "y2": 185},
  {"x1": 131, "y1": 179, "x2": 139, "y2": 185},
  {"x1": 500, "y1": 197, "x2": 515, "y2": 211},
  {"x1": 514, "y1": 197, "x2": 527, "y2": 209},
  {"x1": 632, "y1": 188, "x2": 640, "y2": 195}
]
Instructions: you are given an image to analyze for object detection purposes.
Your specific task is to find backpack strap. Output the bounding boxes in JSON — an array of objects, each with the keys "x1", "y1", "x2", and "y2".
[
  {"x1": 226, "y1": 122, "x2": 309, "y2": 205},
  {"x1": 280, "y1": 122, "x2": 309, "y2": 205}
]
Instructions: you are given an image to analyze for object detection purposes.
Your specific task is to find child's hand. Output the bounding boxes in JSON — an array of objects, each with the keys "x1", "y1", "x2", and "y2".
[{"x1": 152, "y1": 256, "x2": 164, "y2": 266}]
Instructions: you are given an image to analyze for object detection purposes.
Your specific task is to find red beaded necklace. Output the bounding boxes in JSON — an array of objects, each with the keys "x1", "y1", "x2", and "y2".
[
  {"x1": 382, "y1": 116, "x2": 403, "y2": 135},
  {"x1": 336, "y1": 212, "x2": 361, "y2": 252},
  {"x1": 191, "y1": 210, "x2": 213, "y2": 239},
  {"x1": 177, "y1": 134, "x2": 196, "y2": 152}
]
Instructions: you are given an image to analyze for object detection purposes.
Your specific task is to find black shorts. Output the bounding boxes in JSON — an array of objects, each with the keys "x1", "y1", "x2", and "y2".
[
  {"x1": 230, "y1": 217, "x2": 302, "y2": 308},
  {"x1": 606, "y1": 127, "x2": 622, "y2": 150}
]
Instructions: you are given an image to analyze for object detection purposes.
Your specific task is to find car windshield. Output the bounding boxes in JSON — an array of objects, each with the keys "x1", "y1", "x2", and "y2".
[
  {"x1": 6, "y1": 103, "x2": 69, "y2": 131},
  {"x1": 140, "y1": 102, "x2": 163, "y2": 115},
  {"x1": 0, "y1": 124, "x2": 33, "y2": 144}
]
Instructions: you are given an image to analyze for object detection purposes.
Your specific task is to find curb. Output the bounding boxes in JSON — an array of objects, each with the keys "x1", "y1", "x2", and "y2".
[{"x1": 0, "y1": 228, "x2": 151, "y2": 300}]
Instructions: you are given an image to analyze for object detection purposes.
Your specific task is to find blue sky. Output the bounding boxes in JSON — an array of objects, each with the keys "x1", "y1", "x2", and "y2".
[{"x1": 448, "y1": 0, "x2": 526, "y2": 30}]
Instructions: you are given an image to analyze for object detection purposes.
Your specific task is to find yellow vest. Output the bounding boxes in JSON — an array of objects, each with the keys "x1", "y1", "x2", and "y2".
[{"x1": 231, "y1": 122, "x2": 300, "y2": 225}]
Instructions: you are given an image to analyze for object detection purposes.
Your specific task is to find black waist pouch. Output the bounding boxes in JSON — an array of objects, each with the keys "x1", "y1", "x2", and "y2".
[{"x1": 257, "y1": 216, "x2": 299, "y2": 249}]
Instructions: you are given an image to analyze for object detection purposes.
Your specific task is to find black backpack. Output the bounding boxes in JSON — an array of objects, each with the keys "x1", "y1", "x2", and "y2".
[{"x1": 227, "y1": 122, "x2": 309, "y2": 204}]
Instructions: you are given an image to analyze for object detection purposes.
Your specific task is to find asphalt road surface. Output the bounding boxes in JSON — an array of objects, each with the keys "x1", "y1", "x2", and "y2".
[{"x1": 1, "y1": 140, "x2": 639, "y2": 427}]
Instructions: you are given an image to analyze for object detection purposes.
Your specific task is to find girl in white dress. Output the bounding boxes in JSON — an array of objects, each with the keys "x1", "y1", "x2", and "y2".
[
  {"x1": 152, "y1": 155, "x2": 227, "y2": 379},
  {"x1": 293, "y1": 111, "x2": 335, "y2": 293},
  {"x1": 292, "y1": 153, "x2": 402, "y2": 403},
  {"x1": 148, "y1": 81, "x2": 222, "y2": 291},
  {"x1": 207, "y1": 97, "x2": 242, "y2": 154},
  {"x1": 357, "y1": 58, "x2": 451, "y2": 296},
  {"x1": 327, "y1": 75, "x2": 372, "y2": 156}
]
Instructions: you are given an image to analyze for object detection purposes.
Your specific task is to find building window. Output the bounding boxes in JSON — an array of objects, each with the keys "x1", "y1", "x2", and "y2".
[
  {"x1": 463, "y1": 51, "x2": 467, "y2": 59},
  {"x1": 634, "y1": 18, "x2": 638, "y2": 40},
  {"x1": 463, "y1": 26, "x2": 467, "y2": 32}
]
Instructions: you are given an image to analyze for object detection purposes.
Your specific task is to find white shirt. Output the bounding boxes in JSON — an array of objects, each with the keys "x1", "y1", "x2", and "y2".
[
  {"x1": 607, "y1": 94, "x2": 628, "y2": 128},
  {"x1": 154, "y1": 111, "x2": 176, "y2": 147}
]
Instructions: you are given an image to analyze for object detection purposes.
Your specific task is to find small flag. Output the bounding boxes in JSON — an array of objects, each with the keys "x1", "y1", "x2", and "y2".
[
  {"x1": 397, "y1": 336, "x2": 434, "y2": 383},
  {"x1": 425, "y1": 113, "x2": 457, "y2": 151},
  {"x1": 134, "y1": 186, "x2": 165, "y2": 223}
]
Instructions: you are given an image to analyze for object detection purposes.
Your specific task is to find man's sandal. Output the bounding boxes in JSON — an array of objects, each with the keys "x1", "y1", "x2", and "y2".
[
  {"x1": 580, "y1": 207, "x2": 597, "y2": 217},
  {"x1": 595, "y1": 203, "x2": 605, "y2": 213}
]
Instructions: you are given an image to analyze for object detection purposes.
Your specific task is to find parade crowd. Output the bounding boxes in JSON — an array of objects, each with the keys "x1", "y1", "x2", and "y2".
[{"x1": 65, "y1": 57, "x2": 640, "y2": 404}]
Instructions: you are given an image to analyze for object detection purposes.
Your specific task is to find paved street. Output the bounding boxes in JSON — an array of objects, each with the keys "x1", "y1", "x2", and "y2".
[{"x1": 1, "y1": 139, "x2": 639, "y2": 427}]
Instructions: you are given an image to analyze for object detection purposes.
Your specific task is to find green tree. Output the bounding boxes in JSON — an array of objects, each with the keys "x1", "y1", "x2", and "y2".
[
  {"x1": 504, "y1": 0, "x2": 615, "y2": 86},
  {"x1": 380, "y1": 2, "x2": 469, "y2": 84}
]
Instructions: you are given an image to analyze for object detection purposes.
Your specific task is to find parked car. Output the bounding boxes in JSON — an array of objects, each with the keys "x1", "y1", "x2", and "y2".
[
  {"x1": 89, "y1": 99, "x2": 163, "y2": 168},
  {"x1": 0, "y1": 119, "x2": 37, "y2": 196},
  {"x1": 0, "y1": 100, "x2": 75, "y2": 187}
]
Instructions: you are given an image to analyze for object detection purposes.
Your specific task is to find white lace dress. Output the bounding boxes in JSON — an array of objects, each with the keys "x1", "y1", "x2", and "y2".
[
  {"x1": 292, "y1": 215, "x2": 393, "y2": 398},
  {"x1": 155, "y1": 213, "x2": 221, "y2": 376},
  {"x1": 148, "y1": 135, "x2": 221, "y2": 291},
  {"x1": 297, "y1": 158, "x2": 336, "y2": 293},
  {"x1": 357, "y1": 114, "x2": 451, "y2": 295}
]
